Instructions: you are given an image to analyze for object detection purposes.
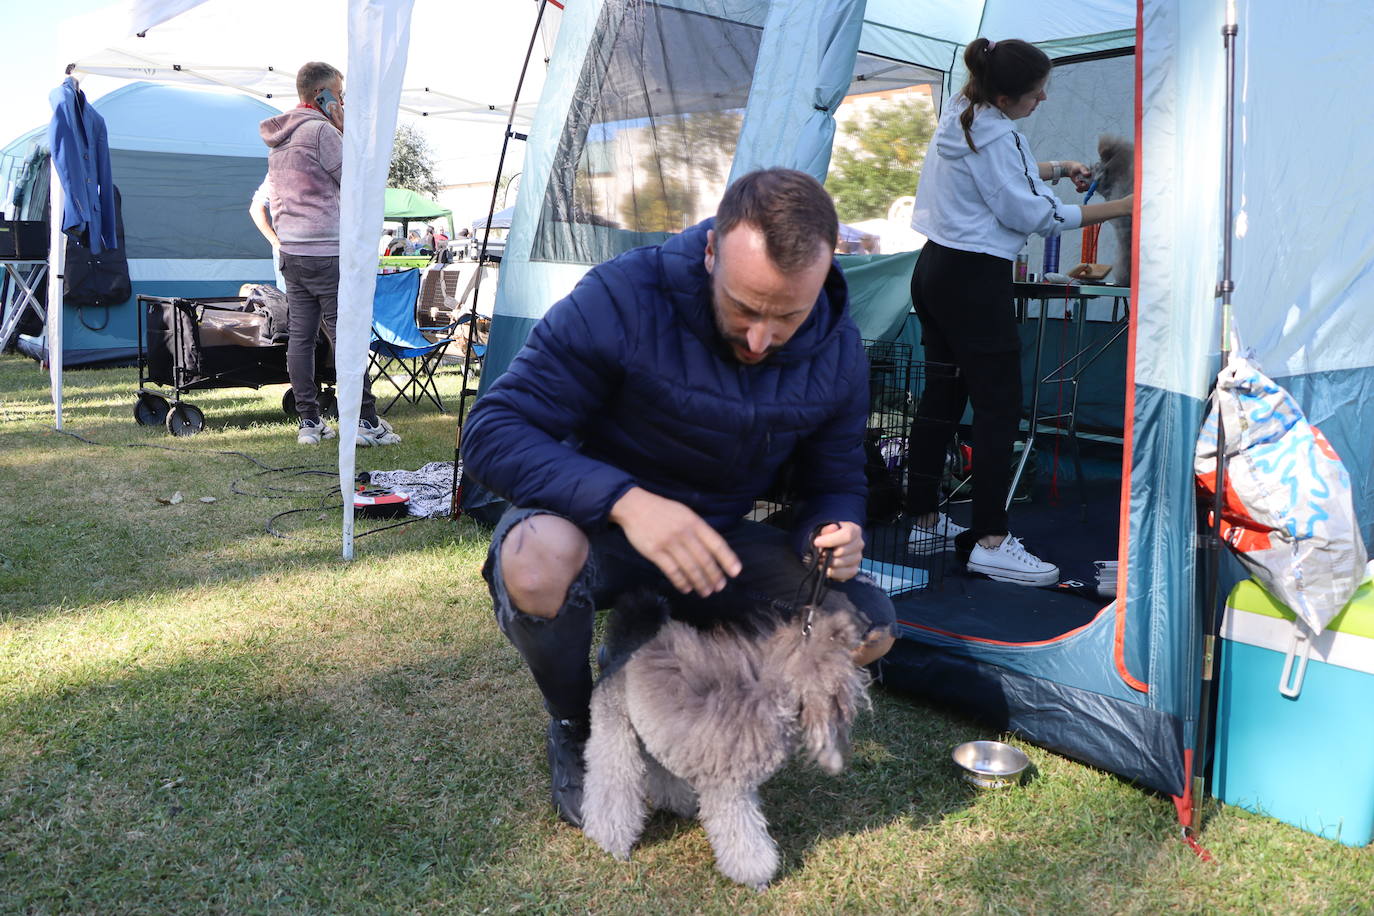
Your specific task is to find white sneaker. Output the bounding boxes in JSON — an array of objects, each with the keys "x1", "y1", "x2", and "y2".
[
  {"x1": 297, "y1": 417, "x2": 337, "y2": 445},
  {"x1": 356, "y1": 416, "x2": 401, "y2": 447},
  {"x1": 907, "y1": 512, "x2": 968, "y2": 551},
  {"x1": 967, "y1": 535, "x2": 1060, "y2": 587}
]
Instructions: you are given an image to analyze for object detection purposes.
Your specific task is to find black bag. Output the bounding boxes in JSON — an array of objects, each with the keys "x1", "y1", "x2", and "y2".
[
  {"x1": 864, "y1": 429, "x2": 904, "y2": 524},
  {"x1": 64, "y1": 186, "x2": 131, "y2": 310},
  {"x1": 241, "y1": 283, "x2": 290, "y2": 344},
  {"x1": 0, "y1": 221, "x2": 47, "y2": 260}
]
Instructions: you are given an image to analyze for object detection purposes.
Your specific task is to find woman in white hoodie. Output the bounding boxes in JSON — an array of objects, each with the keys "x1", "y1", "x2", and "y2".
[{"x1": 904, "y1": 37, "x2": 1133, "y2": 587}]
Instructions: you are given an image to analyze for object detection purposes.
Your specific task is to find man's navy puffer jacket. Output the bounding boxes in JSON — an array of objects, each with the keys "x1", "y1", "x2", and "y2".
[{"x1": 462, "y1": 219, "x2": 871, "y2": 555}]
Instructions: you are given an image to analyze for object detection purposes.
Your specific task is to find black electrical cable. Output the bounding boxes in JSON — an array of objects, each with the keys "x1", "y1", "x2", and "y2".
[{"x1": 53, "y1": 428, "x2": 427, "y2": 542}]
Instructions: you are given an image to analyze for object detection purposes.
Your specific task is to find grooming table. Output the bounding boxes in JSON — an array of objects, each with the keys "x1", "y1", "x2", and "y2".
[{"x1": 1011, "y1": 280, "x2": 1131, "y2": 517}]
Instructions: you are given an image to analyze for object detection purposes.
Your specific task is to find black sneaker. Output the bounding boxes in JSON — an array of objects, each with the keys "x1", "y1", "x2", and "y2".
[{"x1": 547, "y1": 716, "x2": 590, "y2": 827}]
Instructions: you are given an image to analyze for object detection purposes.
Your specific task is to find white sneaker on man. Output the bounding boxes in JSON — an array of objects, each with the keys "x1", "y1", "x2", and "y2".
[
  {"x1": 967, "y1": 535, "x2": 1059, "y2": 586},
  {"x1": 356, "y1": 416, "x2": 401, "y2": 447},
  {"x1": 297, "y1": 417, "x2": 337, "y2": 445},
  {"x1": 907, "y1": 511, "x2": 968, "y2": 551}
]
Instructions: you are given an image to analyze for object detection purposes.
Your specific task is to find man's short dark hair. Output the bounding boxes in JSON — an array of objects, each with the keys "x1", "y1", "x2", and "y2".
[
  {"x1": 714, "y1": 168, "x2": 838, "y2": 271},
  {"x1": 296, "y1": 62, "x2": 343, "y2": 101}
]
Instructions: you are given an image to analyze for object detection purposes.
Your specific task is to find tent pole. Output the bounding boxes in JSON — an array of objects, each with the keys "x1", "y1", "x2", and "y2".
[
  {"x1": 1189, "y1": 0, "x2": 1239, "y2": 844},
  {"x1": 450, "y1": 0, "x2": 549, "y2": 518},
  {"x1": 47, "y1": 150, "x2": 65, "y2": 430}
]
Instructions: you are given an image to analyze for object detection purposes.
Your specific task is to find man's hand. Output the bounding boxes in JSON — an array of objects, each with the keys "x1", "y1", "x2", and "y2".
[
  {"x1": 812, "y1": 521, "x2": 865, "y2": 582},
  {"x1": 609, "y1": 487, "x2": 742, "y2": 596}
]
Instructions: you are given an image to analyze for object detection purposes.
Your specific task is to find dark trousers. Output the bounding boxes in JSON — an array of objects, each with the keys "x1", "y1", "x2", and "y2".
[
  {"x1": 279, "y1": 252, "x2": 376, "y2": 423},
  {"x1": 483, "y1": 507, "x2": 896, "y2": 723},
  {"x1": 905, "y1": 240, "x2": 1022, "y2": 539}
]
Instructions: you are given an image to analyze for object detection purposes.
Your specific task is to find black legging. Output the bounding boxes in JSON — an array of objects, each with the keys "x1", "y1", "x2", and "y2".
[{"x1": 905, "y1": 240, "x2": 1022, "y2": 540}]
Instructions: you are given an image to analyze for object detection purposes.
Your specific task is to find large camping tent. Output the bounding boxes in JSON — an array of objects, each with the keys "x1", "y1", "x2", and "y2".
[
  {"x1": 471, "y1": 0, "x2": 1374, "y2": 828},
  {"x1": 2, "y1": 82, "x2": 279, "y2": 366}
]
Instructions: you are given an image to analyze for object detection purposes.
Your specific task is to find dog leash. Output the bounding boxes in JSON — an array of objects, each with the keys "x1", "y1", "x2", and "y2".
[{"x1": 801, "y1": 547, "x2": 833, "y2": 639}]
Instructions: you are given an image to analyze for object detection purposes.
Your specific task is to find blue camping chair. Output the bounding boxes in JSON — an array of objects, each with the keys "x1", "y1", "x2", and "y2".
[
  {"x1": 450, "y1": 311, "x2": 488, "y2": 396},
  {"x1": 368, "y1": 269, "x2": 454, "y2": 413}
]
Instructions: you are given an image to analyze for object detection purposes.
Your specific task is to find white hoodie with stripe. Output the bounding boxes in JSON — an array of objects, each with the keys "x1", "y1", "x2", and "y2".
[{"x1": 911, "y1": 95, "x2": 1082, "y2": 260}]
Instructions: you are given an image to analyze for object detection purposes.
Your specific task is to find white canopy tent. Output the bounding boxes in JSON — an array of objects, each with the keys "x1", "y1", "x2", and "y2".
[
  {"x1": 471, "y1": 205, "x2": 515, "y2": 231},
  {"x1": 40, "y1": 0, "x2": 556, "y2": 558}
]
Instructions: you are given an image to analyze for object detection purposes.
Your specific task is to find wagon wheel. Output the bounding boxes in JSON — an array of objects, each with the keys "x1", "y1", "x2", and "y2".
[
  {"x1": 133, "y1": 392, "x2": 170, "y2": 427},
  {"x1": 320, "y1": 388, "x2": 339, "y2": 420},
  {"x1": 282, "y1": 388, "x2": 338, "y2": 420},
  {"x1": 165, "y1": 402, "x2": 206, "y2": 437}
]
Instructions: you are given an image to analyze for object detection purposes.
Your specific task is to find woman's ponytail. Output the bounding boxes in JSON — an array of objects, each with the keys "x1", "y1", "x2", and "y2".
[{"x1": 958, "y1": 38, "x2": 993, "y2": 151}]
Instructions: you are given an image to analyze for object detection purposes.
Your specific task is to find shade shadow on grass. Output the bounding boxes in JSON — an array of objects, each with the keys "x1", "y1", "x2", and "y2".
[{"x1": 1, "y1": 642, "x2": 545, "y2": 914}]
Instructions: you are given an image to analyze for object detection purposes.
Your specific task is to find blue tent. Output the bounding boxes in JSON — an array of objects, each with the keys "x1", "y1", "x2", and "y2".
[
  {"x1": 470, "y1": 0, "x2": 1374, "y2": 826},
  {"x1": 3, "y1": 82, "x2": 278, "y2": 366}
]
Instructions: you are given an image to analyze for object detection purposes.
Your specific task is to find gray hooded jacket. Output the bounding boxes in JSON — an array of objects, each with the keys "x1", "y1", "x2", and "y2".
[
  {"x1": 911, "y1": 95, "x2": 1082, "y2": 260},
  {"x1": 259, "y1": 107, "x2": 342, "y2": 256}
]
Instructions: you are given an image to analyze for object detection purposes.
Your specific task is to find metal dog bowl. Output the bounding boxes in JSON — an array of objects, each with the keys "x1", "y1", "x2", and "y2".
[{"x1": 951, "y1": 740, "x2": 1030, "y2": 789}]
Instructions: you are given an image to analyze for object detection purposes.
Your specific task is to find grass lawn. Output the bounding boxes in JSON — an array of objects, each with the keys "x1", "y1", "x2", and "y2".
[{"x1": 1, "y1": 352, "x2": 1370, "y2": 914}]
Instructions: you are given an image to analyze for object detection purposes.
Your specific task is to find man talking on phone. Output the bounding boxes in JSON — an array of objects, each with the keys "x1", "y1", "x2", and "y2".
[{"x1": 258, "y1": 61, "x2": 400, "y2": 447}]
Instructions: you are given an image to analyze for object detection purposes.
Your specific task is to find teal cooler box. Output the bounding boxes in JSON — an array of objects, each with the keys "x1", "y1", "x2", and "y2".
[{"x1": 1213, "y1": 578, "x2": 1374, "y2": 846}]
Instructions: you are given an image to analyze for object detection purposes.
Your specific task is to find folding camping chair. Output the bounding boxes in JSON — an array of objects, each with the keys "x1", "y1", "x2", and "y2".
[
  {"x1": 368, "y1": 268, "x2": 454, "y2": 413},
  {"x1": 451, "y1": 312, "x2": 488, "y2": 396}
]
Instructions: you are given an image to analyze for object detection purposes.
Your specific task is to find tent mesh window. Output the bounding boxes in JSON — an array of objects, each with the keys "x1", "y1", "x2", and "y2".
[
  {"x1": 748, "y1": 340, "x2": 950, "y2": 598},
  {"x1": 530, "y1": 0, "x2": 762, "y2": 265}
]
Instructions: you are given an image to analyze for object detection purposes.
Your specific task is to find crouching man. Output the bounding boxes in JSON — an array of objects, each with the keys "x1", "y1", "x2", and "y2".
[{"x1": 461, "y1": 168, "x2": 895, "y2": 827}]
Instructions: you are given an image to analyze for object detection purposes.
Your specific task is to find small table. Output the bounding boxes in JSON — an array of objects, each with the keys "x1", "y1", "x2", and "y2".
[
  {"x1": 0, "y1": 259, "x2": 49, "y2": 351},
  {"x1": 1009, "y1": 280, "x2": 1131, "y2": 517}
]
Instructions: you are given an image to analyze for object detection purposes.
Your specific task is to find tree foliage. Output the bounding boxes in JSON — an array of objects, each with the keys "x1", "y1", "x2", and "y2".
[
  {"x1": 826, "y1": 96, "x2": 936, "y2": 223},
  {"x1": 388, "y1": 124, "x2": 441, "y2": 198},
  {"x1": 618, "y1": 111, "x2": 742, "y2": 231}
]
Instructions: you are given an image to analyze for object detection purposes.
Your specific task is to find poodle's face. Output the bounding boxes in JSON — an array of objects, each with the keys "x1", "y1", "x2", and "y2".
[
  {"x1": 805, "y1": 603, "x2": 866, "y2": 654},
  {"x1": 1094, "y1": 135, "x2": 1134, "y2": 202}
]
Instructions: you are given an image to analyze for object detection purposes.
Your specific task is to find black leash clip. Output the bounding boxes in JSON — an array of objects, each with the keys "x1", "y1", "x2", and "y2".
[{"x1": 802, "y1": 546, "x2": 833, "y2": 639}]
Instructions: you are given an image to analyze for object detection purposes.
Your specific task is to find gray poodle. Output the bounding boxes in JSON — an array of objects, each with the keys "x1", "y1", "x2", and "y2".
[
  {"x1": 1092, "y1": 134, "x2": 1135, "y2": 286},
  {"x1": 581, "y1": 589, "x2": 872, "y2": 889}
]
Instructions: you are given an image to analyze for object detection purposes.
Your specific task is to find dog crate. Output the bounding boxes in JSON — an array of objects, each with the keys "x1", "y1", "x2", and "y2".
[
  {"x1": 750, "y1": 340, "x2": 956, "y2": 598},
  {"x1": 859, "y1": 339, "x2": 958, "y2": 597}
]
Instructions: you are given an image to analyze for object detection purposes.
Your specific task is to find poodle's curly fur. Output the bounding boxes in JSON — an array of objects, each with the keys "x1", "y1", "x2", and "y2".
[
  {"x1": 581, "y1": 589, "x2": 872, "y2": 889},
  {"x1": 1092, "y1": 134, "x2": 1135, "y2": 286}
]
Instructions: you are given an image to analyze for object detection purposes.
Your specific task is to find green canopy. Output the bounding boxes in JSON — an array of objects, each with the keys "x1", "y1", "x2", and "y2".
[{"x1": 383, "y1": 187, "x2": 454, "y2": 235}]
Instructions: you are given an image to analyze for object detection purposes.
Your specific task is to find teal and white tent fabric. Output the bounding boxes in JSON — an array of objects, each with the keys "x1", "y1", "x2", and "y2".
[{"x1": 475, "y1": 0, "x2": 1374, "y2": 814}]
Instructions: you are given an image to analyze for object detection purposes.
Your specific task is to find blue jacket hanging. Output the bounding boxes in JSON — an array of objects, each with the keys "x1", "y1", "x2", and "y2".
[{"x1": 47, "y1": 77, "x2": 118, "y2": 255}]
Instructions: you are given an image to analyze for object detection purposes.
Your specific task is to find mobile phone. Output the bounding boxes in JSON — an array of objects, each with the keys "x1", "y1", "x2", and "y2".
[{"x1": 315, "y1": 87, "x2": 340, "y2": 113}]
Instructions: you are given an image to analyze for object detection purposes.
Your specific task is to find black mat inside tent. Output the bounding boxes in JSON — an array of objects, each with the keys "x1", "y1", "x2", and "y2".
[{"x1": 888, "y1": 437, "x2": 1122, "y2": 644}]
